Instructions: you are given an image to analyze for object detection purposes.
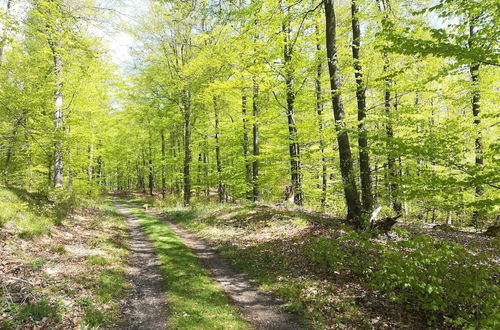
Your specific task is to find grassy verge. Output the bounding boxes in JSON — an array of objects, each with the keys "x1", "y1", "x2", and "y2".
[
  {"x1": 122, "y1": 202, "x2": 250, "y2": 330},
  {"x1": 0, "y1": 188, "x2": 129, "y2": 329},
  {"x1": 146, "y1": 203, "x2": 499, "y2": 329}
]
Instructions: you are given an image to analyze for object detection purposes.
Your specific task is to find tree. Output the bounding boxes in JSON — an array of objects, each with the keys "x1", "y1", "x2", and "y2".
[
  {"x1": 351, "y1": 0, "x2": 373, "y2": 213},
  {"x1": 324, "y1": 0, "x2": 363, "y2": 227}
]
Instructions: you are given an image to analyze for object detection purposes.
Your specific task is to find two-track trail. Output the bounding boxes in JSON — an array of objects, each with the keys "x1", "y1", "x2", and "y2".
[
  {"x1": 116, "y1": 201, "x2": 307, "y2": 330},
  {"x1": 115, "y1": 203, "x2": 168, "y2": 330}
]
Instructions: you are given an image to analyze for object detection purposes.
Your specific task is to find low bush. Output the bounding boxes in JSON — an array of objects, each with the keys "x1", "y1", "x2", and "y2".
[
  {"x1": 305, "y1": 232, "x2": 499, "y2": 327},
  {"x1": 370, "y1": 236, "x2": 499, "y2": 328}
]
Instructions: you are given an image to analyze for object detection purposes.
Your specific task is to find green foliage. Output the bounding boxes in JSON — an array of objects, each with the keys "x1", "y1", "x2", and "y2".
[
  {"x1": 86, "y1": 255, "x2": 111, "y2": 266},
  {"x1": 26, "y1": 258, "x2": 48, "y2": 271},
  {"x1": 49, "y1": 244, "x2": 66, "y2": 254},
  {"x1": 0, "y1": 187, "x2": 79, "y2": 237},
  {"x1": 82, "y1": 304, "x2": 108, "y2": 328},
  {"x1": 370, "y1": 236, "x2": 499, "y2": 327}
]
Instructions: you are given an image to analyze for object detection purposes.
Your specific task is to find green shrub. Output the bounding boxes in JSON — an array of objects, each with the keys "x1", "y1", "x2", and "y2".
[
  {"x1": 370, "y1": 235, "x2": 499, "y2": 327},
  {"x1": 50, "y1": 244, "x2": 66, "y2": 254},
  {"x1": 304, "y1": 232, "x2": 498, "y2": 327}
]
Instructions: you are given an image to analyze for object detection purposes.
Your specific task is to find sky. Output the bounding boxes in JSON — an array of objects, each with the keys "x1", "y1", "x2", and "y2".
[
  {"x1": 2, "y1": 0, "x2": 146, "y2": 66},
  {"x1": 98, "y1": 0, "x2": 148, "y2": 67}
]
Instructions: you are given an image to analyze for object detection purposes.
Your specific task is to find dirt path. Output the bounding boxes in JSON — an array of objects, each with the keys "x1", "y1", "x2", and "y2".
[
  {"x1": 143, "y1": 207, "x2": 308, "y2": 330},
  {"x1": 115, "y1": 203, "x2": 168, "y2": 330}
]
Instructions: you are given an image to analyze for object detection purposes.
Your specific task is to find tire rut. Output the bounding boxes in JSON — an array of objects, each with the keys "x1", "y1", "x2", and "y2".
[{"x1": 116, "y1": 203, "x2": 168, "y2": 330}]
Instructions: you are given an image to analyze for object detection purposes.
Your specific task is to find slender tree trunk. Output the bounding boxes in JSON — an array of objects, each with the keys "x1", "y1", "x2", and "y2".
[
  {"x1": 214, "y1": 96, "x2": 224, "y2": 203},
  {"x1": 282, "y1": 10, "x2": 303, "y2": 206},
  {"x1": 379, "y1": 0, "x2": 401, "y2": 215},
  {"x1": 384, "y1": 67, "x2": 402, "y2": 214},
  {"x1": 183, "y1": 91, "x2": 191, "y2": 206},
  {"x1": 52, "y1": 44, "x2": 63, "y2": 188},
  {"x1": 351, "y1": 0, "x2": 373, "y2": 212},
  {"x1": 48, "y1": 154, "x2": 52, "y2": 187},
  {"x1": 252, "y1": 78, "x2": 260, "y2": 201},
  {"x1": 203, "y1": 134, "x2": 210, "y2": 197},
  {"x1": 87, "y1": 144, "x2": 93, "y2": 182},
  {"x1": 161, "y1": 130, "x2": 166, "y2": 199},
  {"x1": 141, "y1": 150, "x2": 146, "y2": 193},
  {"x1": 148, "y1": 136, "x2": 153, "y2": 196},
  {"x1": 96, "y1": 155, "x2": 102, "y2": 186},
  {"x1": 324, "y1": 0, "x2": 363, "y2": 226},
  {"x1": 315, "y1": 23, "x2": 327, "y2": 209},
  {"x1": 469, "y1": 18, "x2": 483, "y2": 227},
  {"x1": 242, "y1": 92, "x2": 252, "y2": 199},
  {"x1": 3, "y1": 119, "x2": 21, "y2": 184}
]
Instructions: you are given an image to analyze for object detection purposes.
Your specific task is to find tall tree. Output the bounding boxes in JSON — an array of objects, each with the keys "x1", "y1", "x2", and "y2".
[
  {"x1": 252, "y1": 78, "x2": 260, "y2": 202},
  {"x1": 315, "y1": 21, "x2": 327, "y2": 209},
  {"x1": 379, "y1": 0, "x2": 402, "y2": 215},
  {"x1": 45, "y1": 1, "x2": 64, "y2": 188},
  {"x1": 351, "y1": 0, "x2": 373, "y2": 213},
  {"x1": 324, "y1": 0, "x2": 363, "y2": 226},
  {"x1": 282, "y1": 1, "x2": 303, "y2": 206},
  {"x1": 241, "y1": 90, "x2": 252, "y2": 199}
]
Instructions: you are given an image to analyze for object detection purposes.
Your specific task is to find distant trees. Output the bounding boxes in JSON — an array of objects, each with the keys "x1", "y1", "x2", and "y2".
[{"x1": 1, "y1": 0, "x2": 498, "y2": 227}]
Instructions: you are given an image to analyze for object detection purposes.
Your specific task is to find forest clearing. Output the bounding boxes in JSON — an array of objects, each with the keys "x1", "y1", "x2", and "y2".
[{"x1": 0, "y1": 0, "x2": 499, "y2": 329}]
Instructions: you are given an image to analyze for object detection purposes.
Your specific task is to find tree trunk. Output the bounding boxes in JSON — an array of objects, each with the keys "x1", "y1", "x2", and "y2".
[
  {"x1": 351, "y1": 0, "x2": 373, "y2": 213},
  {"x1": 148, "y1": 136, "x2": 154, "y2": 196},
  {"x1": 52, "y1": 43, "x2": 63, "y2": 188},
  {"x1": 141, "y1": 150, "x2": 146, "y2": 193},
  {"x1": 315, "y1": 22, "x2": 327, "y2": 209},
  {"x1": 379, "y1": 0, "x2": 401, "y2": 215},
  {"x1": 282, "y1": 9, "x2": 303, "y2": 206},
  {"x1": 3, "y1": 118, "x2": 22, "y2": 184},
  {"x1": 384, "y1": 71, "x2": 402, "y2": 215},
  {"x1": 161, "y1": 130, "x2": 166, "y2": 199},
  {"x1": 203, "y1": 134, "x2": 210, "y2": 197},
  {"x1": 252, "y1": 78, "x2": 260, "y2": 202},
  {"x1": 214, "y1": 96, "x2": 224, "y2": 203},
  {"x1": 183, "y1": 91, "x2": 191, "y2": 206},
  {"x1": 0, "y1": 0, "x2": 12, "y2": 64},
  {"x1": 324, "y1": 0, "x2": 363, "y2": 226},
  {"x1": 241, "y1": 92, "x2": 252, "y2": 199},
  {"x1": 87, "y1": 144, "x2": 93, "y2": 182},
  {"x1": 469, "y1": 18, "x2": 483, "y2": 227}
]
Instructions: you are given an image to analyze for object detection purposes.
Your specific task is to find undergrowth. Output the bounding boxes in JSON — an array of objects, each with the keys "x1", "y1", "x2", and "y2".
[
  {"x1": 1, "y1": 193, "x2": 129, "y2": 329},
  {"x1": 0, "y1": 186, "x2": 77, "y2": 237}
]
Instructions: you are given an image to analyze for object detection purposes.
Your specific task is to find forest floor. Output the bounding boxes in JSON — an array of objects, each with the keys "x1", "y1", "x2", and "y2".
[
  {"x1": 0, "y1": 188, "x2": 130, "y2": 329},
  {"x1": 1, "y1": 187, "x2": 498, "y2": 329}
]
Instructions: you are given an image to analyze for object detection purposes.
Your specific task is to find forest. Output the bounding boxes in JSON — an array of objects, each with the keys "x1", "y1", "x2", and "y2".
[{"x1": 0, "y1": 0, "x2": 498, "y2": 329}]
